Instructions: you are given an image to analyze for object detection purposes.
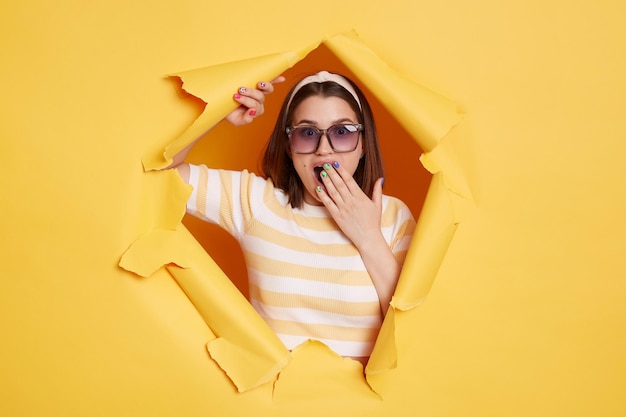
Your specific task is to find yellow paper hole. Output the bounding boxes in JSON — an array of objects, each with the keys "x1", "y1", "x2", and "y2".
[
  {"x1": 120, "y1": 32, "x2": 467, "y2": 394},
  {"x1": 184, "y1": 43, "x2": 431, "y2": 301}
]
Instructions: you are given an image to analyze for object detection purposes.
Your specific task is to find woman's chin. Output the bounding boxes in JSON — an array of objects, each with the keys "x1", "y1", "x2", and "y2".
[{"x1": 303, "y1": 189, "x2": 324, "y2": 206}]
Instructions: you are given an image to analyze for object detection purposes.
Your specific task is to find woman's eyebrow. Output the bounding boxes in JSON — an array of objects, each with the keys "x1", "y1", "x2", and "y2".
[
  {"x1": 293, "y1": 118, "x2": 317, "y2": 125},
  {"x1": 293, "y1": 117, "x2": 356, "y2": 125}
]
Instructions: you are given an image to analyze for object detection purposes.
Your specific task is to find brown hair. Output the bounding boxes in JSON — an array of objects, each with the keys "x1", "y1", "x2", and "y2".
[{"x1": 262, "y1": 75, "x2": 384, "y2": 208}]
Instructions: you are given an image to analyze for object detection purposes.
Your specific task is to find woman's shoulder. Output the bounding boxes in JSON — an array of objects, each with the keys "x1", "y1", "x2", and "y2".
[
  {"x1": 382, "y1": 194, "x2": 412, "y2": 212},
  {"x1": 189, "y1": 164, "x2": 265, "y2": 184},
  {"x1": 189, "y1": 164, "x2": 291, "y2": 210},
  {"x1": 381, "y1": 194, "x2": 415, "y2": 224}
]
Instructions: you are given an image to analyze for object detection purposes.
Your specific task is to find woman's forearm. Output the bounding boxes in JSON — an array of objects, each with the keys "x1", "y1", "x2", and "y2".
[{"x1": 356, "y1": 234, "x2": 401, "y2": 315}]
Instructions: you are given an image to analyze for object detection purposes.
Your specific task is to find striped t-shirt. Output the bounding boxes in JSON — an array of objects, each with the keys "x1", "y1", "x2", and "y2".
[{"x1": 186, "y1": 164, "x2": 415, "y2": 357}]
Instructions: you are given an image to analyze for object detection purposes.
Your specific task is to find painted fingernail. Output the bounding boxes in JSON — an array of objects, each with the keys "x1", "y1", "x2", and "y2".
[
  {"x1": 259, "y1": 81, "x2": 266, "y2": 88},
  {"x1": 249, "y1": 109, "x2": 257, "y2": 116},
  {"x1": 239, "y1": 87, "x2": 246, "y2": 94},
  {"x1": 316, "y1": 186, "x2": 323, "y2": 192},
  {"x1": 323, "y1": 163, "x2": 331, "y2": 170},
  {"x1": 234, "y1": 93, "x2": 241, "y2": 99},
  {"x1": 320, "y1": 171, "x2": 328, "y2": 178},
  {"x1": 333, "y1": 161, "x2": 340, "y2": 168}
]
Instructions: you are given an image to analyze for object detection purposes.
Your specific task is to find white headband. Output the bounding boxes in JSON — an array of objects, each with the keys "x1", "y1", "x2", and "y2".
[{"x1": 286, "y1": 71, "x2": 362, "y2": 110}]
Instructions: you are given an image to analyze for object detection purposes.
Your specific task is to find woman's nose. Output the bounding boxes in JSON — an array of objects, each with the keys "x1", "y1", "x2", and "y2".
[{"x1": 315, "y1": 133, "x2": 333, "y2": 155}]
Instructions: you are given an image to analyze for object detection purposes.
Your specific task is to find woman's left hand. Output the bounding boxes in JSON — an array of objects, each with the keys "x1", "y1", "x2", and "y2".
[
  {"x1": 316, "y1": 162, "x2": 384, "y2": 249},
  {"x1": 317, "y1": 161, "x2": 402, "y2": 315}
]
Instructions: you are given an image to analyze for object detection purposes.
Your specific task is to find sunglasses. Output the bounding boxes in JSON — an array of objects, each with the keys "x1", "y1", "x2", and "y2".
[{"x1": 286, "y1": 123, "x2": 363, "y2": 154}]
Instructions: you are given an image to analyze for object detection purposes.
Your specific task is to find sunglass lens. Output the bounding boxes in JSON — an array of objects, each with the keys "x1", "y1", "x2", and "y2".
[
  {"x1": 328, "y1": 125, "x2": 359, "y2": 151},
  {"x1": 292, "y1": 127, "x2": 320, "y2": 153}
]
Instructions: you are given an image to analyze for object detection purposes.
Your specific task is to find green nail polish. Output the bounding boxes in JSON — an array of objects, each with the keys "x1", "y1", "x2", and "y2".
[
  {"x1": 316, "y1": 186, "x2": 323, "y2": 192},
  {"x1": 323, "y1": 163, "x2": 331, "y2": 170},
  {"x1": 321, "y1": 171, "x2": 328, "y2": 178}
]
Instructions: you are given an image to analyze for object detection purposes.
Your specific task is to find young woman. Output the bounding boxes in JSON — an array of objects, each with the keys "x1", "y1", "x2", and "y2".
[{"x1": 171, "y1": 71, "x2": 415, "y2": 364}]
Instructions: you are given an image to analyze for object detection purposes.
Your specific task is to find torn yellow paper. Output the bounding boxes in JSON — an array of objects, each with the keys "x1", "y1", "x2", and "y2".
[
  {"x1": 6, "y1": 1, "x2": 626, "y2": 415},
  {"x1": 366, "y1": 175, "x2": 459, "y2": 375},
  {"x1": 323, "y1": 31, "x2": 461, "y2": 152},
  {"x1": 365, "y1": 307, "x2": 398, "y2": 374},
  {"x1": 142, "y1": 169, "x2": 193, "y2": 231},
  {"x1": 120, "y1": 164, "x2": 290, "y2": 391},
  {"x1": 121, "y1": 223, "x2": 290, "y2": 392},
  {"x1": 273, "y1": 341, "x2": 379, "y2": 403},
  {"x1": 142, "y1": 43, "x2": 318, "y2": 171},
  {"x1": 166, "y1": 242, "x2": 291, "y2": 392},
  {"x1": 320, "y1": 32, "x2": 468, "y2": 380},
  {"x1": 393, "y1": 173, "x2": 459, "y2": 309},
  {"x1": 119, "y1": 227, "x2": 193, "y2": 277},
  {"x1": 420, "y1": 131, "x2": 472, "y2": 201},
  {"x1": 122, "y1": 31, "x2": 467, "y2": 394}
]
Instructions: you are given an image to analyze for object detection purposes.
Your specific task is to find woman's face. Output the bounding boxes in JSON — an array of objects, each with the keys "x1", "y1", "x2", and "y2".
[{"x1": 289, "y1": 95, "x2": 363, "y2": 206}]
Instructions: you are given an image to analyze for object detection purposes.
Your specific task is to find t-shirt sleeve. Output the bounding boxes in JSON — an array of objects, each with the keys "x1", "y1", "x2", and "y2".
[
  {"x1": 185, "y1": 164, "x2": 266, "y2": 238},
  {"x1": 382, "y1": 197, "x2": 416, "y2": 265}
]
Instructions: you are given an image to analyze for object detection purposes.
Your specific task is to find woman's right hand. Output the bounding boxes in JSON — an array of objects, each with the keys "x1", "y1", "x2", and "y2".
[
  {"x1": 167, "y1": 76, "x2": 285, "y2": 174},
  {"x1": 225, "y1": 76, "x2": 286, "y2": 126}
]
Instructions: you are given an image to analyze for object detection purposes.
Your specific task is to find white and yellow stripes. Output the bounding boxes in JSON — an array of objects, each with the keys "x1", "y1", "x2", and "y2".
[{"x1": 186, "y1": 164, "x2": 415, "y2": 357}]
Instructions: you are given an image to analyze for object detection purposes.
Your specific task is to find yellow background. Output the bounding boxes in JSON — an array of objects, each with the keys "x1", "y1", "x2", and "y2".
[{"x1": 2, "y1": 1, "x2": 625, "y2": 416}]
